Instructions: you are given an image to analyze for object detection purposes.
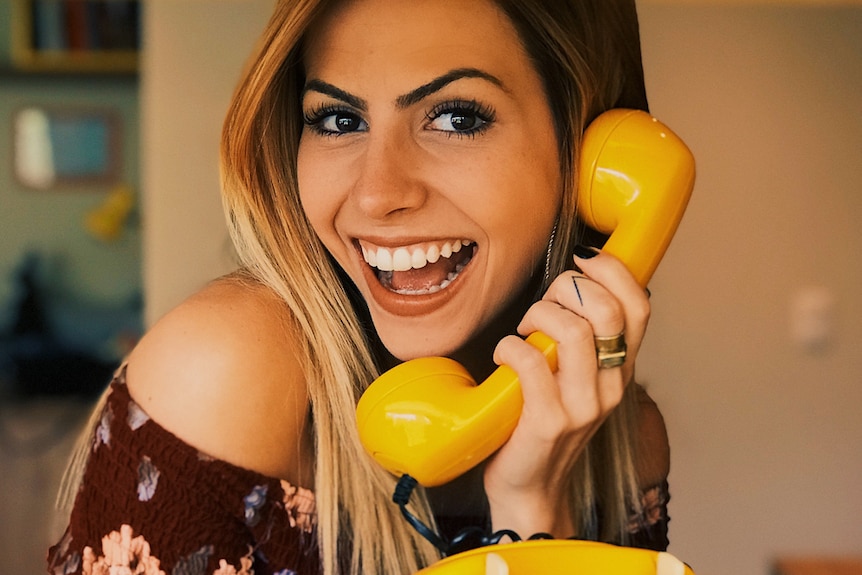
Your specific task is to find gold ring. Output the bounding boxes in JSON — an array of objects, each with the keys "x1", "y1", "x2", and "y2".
[{"x1": 595, "y1": 333, "x2": 627, "y2": 369}]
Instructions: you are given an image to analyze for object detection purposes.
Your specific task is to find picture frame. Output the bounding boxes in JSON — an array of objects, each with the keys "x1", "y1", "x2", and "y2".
[{"x1": 12, "y1": 106, "x2": 121, "y2": 190}]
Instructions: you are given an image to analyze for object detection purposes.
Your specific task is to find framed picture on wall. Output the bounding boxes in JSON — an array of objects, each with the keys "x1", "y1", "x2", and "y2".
[
  {"x1": 12, "y1": 106, "x2": 121, "y2": 189},
  {"x1": 11, "y1": 0, "x2": 140, "y2": 73}
]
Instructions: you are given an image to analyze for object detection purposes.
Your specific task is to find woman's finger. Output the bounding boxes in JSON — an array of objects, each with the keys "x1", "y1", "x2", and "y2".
[
  {"x1": 522, "y1": 270, "x2": 626, "y2": 340},
  {"x1": 573, "y1": 251, "x2": 651, "y2": 376}
]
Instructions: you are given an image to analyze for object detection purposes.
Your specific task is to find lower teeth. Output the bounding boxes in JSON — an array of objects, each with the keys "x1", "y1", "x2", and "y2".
[{"x1": 379, "y1": 262, "x2": 468, "y2": 295}]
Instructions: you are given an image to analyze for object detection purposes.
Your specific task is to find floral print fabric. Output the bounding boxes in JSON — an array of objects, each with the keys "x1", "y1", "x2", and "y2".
[
  {"x1": 47, "y1": 368, "x2": 319, "y2": 575},
  {"x1": 626, "y1": 481, "x2": 671, "y2": 551}
]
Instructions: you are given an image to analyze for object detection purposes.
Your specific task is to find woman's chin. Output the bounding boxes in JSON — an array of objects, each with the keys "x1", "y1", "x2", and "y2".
[{"x1": 375, "y1": 327, "x2": 471, "y2": 362}]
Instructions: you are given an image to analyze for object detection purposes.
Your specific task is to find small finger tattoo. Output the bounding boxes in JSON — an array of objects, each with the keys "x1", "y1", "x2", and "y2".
[{"x1": 572, "y1": 276, "x2": 584, "y2": 306}]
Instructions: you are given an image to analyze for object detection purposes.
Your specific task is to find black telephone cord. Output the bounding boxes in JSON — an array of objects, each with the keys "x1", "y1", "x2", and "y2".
[{"x1": 392, "y1": 474, "x2": 554, "y2": 557}]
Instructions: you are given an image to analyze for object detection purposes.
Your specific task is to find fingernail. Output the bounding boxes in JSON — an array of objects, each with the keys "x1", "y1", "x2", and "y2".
[{"x1": 573, "y1": 244, "x2": 600, "y2": 260}]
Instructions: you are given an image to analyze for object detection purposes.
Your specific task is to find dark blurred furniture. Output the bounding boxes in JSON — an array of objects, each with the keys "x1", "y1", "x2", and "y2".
[{"x1": 1, "y1": 253, "x2": 135, "y2": 400}]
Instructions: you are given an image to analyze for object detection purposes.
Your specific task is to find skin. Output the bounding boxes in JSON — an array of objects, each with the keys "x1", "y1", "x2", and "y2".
[{"x1": 126, "y1": 0, "x2": 660, "y2": 547}]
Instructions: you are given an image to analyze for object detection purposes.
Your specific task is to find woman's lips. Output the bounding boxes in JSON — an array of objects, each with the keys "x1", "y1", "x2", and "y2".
[{"x1": 356, "y1": 239, "x2": 476, "y2": 317}]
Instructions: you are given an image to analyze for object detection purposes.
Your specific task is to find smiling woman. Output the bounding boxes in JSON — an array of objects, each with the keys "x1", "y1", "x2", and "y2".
[{"x1": 48, "y1": 2, "x2": 673, "y2": 575}]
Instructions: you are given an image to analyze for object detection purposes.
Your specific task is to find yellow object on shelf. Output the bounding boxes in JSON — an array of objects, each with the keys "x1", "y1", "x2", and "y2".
[{"x1": 85, "y1": 184, "x2": 135, "y2": 242}]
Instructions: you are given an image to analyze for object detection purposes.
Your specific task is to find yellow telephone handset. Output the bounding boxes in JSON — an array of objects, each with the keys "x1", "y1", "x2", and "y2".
[
  {"x1": 577, "y1": 109, "x2": 695, "y2": 286},
  {"x1": 356, "y1": 109, "x2": 695, "y2": 488}
]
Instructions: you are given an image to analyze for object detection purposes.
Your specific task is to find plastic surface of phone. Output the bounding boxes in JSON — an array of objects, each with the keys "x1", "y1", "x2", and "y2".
[
  {"x1": 356, "y1": 109, "x2": 695, "y2": 487},
  {"x1": 415, "y1": 540, "x2": 694, "y2": 575}
]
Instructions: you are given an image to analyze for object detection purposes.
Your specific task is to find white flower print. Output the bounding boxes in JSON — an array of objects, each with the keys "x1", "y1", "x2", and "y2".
[
  {"x1": 127, "y1": 400, "x2": 150, "y2": 431},
  {"x1": 137, "y1": 456, "x2": 160, "y2": 502},
  {"x1": 94, "y1": 404, "x2": 114, "y2": 451}
]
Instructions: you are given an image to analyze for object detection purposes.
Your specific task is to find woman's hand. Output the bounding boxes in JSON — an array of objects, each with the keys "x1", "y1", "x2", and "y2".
[{"x1": 483, "y1": 250, "x2": 651, "y2": 538}]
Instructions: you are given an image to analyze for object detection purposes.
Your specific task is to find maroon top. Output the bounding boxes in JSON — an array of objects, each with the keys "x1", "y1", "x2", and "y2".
[
  {"x1": 48, "y1": 369, "x2": 669, "y2": 575},
  {"x1": 47, "y1": 369, "x2": 320, "y2": 575}
]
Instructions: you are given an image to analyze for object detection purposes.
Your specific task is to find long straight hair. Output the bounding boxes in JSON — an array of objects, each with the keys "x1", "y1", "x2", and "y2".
[{"x1": 219, "y1": 2, "x2": 442, "y2": 573}]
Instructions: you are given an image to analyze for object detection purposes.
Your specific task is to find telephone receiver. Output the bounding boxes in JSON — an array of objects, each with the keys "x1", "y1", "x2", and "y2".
[{"x1": 356, "y1": 109, "x2": 695, "y2": 488}]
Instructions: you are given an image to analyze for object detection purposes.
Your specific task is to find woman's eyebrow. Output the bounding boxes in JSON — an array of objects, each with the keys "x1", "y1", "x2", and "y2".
[
  {"x1": 302, "y1": 68, "x2": 504, "y2": 111},
  {"x1": 302, "y1": 80, "x2": 368, "y2": 111},
  {"x1": 396, "y1": 68, "x2": 504, "y2": 108}
]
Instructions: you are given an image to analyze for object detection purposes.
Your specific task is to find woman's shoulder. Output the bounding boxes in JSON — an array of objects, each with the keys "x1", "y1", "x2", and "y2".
[{"x1": 125, "y1": 273, "x2": 312, "y2": 483}]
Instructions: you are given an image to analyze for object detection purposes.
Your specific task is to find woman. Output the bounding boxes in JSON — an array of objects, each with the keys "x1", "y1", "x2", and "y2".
[{"x1": 48, "y1": 1, "x2": 670, "y2": 574}]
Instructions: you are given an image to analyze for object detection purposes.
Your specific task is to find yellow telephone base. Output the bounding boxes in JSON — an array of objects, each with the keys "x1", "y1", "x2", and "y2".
[{"x1": 416, "y1": 540, "x2": 695, "y2": 575}]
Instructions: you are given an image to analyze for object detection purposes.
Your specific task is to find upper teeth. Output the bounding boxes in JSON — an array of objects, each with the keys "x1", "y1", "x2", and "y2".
[{"x1": 360, "y1": 240, "x2": 472, "y2": 272}]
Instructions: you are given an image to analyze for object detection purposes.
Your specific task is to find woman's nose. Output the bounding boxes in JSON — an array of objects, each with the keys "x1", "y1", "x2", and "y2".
[{"x1": 351, "y1": 133, "x2": 427, "y2": 220}]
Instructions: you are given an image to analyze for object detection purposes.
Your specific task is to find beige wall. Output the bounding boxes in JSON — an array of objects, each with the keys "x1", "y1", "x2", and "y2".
[
  {"x1": 636, "y1": 5, "x2": 862, "y2": 574},
  {"x1": 141, "y1": 0, "x2": 275, "y2": 326},
  {"x1": 141, "y1": 3, "x2": 862, "y2": 575}
]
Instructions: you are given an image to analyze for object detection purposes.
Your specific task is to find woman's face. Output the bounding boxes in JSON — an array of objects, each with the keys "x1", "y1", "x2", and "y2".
[{"x1": 297, "y1": 0, "x2": 561, "y2": 359}]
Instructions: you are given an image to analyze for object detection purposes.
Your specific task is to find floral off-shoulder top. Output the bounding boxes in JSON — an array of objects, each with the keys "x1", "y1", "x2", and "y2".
[
  {"x1": 47, "y1": 367, "x2": 320, "y2": 575},
  {"x1": 48, "y1": 368, "x2": 671, "y2": 575}
]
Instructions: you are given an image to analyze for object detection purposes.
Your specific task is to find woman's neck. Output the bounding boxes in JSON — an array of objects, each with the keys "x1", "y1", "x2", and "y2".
[{"x1": 449, "y1": 271, "x2": 544, "y2": 381}]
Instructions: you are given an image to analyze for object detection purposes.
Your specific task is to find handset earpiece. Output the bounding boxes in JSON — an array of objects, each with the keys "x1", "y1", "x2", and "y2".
[
  {"x1": 357, "y1": 109, "x2": 694, "y2": 487},
  {"x1": 577, "y1": 109, "x2": 695, "y2": 286}
]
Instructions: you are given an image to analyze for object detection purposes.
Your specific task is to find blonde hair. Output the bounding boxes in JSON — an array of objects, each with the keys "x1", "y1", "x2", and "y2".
[
  {"x1": 60, "y1": 0, "x2": 651, "y2": 572},
  {"x1": 218, "y1": 2, "x2": 442, "y2": 573}
]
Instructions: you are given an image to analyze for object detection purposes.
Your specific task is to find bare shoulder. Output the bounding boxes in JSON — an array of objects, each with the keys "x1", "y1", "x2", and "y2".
[
  {"x1": 633, "y1": 384, "x2": 671, "y2": 489},
  {"x1": 126, "y1": 274, "x2": 312, "y2": 484}
]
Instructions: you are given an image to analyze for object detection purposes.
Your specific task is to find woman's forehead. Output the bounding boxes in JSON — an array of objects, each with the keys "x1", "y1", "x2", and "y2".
[{"x1": 301, "y1": 0, "x2": 534, "y2": 90}]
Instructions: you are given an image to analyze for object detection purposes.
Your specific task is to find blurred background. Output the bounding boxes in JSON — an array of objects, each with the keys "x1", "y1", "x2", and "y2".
[{"x1": 0, "y1": 1, "x2": 859, "y2": 574}]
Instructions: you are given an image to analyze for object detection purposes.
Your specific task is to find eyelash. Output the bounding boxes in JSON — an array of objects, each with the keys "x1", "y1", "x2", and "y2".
[{"x1": 301, "y1": 99, "x2": 497, "y2": 139}]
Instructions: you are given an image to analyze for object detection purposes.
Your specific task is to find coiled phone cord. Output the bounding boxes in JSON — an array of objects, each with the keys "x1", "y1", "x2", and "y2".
[{"x1": 393, "y1": 474, "x2": 554, "y2": 557}]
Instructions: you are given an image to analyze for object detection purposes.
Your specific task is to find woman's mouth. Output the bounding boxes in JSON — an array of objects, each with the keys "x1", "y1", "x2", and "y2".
[{"x1": 357, "y1": 239, "x2": 476, "y2": 295}]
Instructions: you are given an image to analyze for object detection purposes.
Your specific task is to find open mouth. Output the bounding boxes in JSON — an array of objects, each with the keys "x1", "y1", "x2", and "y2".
[{"x1": 358, "y1": 239, "x2": 476, "y2": 295}]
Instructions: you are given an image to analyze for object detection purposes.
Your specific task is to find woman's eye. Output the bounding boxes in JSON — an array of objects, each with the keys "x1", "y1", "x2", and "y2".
[
  {"x1": 323, "y1": 112, "x2": 366, "y2": 133},
  {"x1": 431, "y1": 112, "x2": 483, "y2": 132},
  {"x1": 426, "y1": 101, "x2": 494, "y2": 137},
  {"x1": 305, "y1": 109, "x2": 367, "y2": 136}
]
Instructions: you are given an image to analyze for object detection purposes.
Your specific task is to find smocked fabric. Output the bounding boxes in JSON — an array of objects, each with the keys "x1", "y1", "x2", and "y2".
[{"x1": 47, "y1": 368, "x2": 320, "y2": 575}]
